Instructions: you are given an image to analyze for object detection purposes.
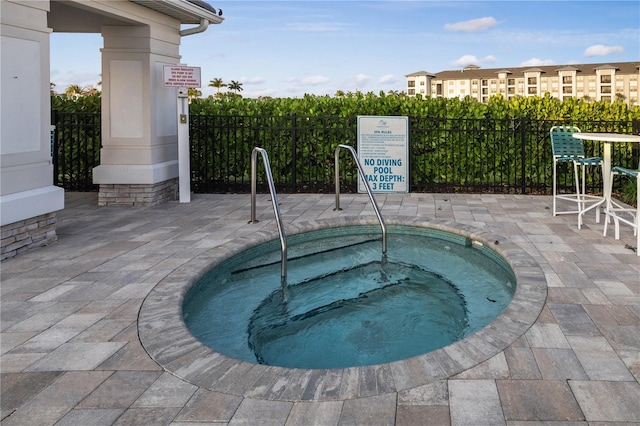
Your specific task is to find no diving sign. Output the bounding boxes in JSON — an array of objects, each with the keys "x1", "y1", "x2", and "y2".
[
  {"x1": 357, "y1": 116, "x2": 409, "y2": 193},
  {"x1": 163, "y1": 65, "x2": 201, "y2": 87}
]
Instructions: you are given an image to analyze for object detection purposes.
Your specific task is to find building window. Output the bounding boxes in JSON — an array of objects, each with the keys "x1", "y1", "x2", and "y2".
[
  {"x1": 562, "y1": 76, "x2": 572, "y2": 84},
  {"x1": 601, "y1": 75, "x2": 612, "y2": 84},
  {"x1": 408, "y1": 89, "x2": 415, "y2": 95},
  {"x1": 601, "y1": 86, "x2": 612, "y2": 94},
  {"x1": 601, "y1": 95, "x2": 611, "y2": 102},
  {"x1": 507, "y1": 78, "x2": 515, "y2": 85},
  {"x1": 420, "y1": 81, "x2": 425, "y2": 86},
  {"x1": 528, "y1": 87, "x2": 537, "y2": 94},
  {"x1": 562, "y1": 86, "x2": 573, "y2": 94},
  {"x1": 408, "y1": 81, "x2": 415, "y2": 87},
  {"x1": 527, "y1": 77, "x2": 537, "y2": 85}
]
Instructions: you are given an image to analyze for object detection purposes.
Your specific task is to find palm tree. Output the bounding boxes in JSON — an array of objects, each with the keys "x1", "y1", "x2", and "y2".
[
  {"x1": 85, "y1": 85, "x2": 100, "y2": 96},
  {"x1": 208, "y1": 78, "x2": 226, "y2": 98},
  {"x1": 334, "y1": 90, "x2": 345, "y2": 98},
  {"x1": 65, "y1": 84, "x2": 87, "y2": 98},
  {"x1": 187, "y1": 88, "x2": 202, "y2": 103},
  {"x1": 614, "y1": 92, "x2": 626, "y2": 103},
  {"x1": 228, "y1": 80, "x2": 243, "y2": 95}
]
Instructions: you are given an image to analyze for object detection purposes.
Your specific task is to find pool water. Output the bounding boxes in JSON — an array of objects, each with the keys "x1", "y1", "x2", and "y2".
[{"x1": 183, "y1": 225, "x2": 515, "y2": 369}]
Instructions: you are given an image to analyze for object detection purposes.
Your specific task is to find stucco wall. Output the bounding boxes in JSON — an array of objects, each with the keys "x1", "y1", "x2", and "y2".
[{"x1": 0, "y1": 0, "x2": 64, "y2": 228}]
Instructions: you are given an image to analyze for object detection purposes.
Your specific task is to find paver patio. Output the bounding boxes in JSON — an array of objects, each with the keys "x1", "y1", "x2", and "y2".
[{"x1": 1, "y1": 192, "x2": 639, "y2": 425}]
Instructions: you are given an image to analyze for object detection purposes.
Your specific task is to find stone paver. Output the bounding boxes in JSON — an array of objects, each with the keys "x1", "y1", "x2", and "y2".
[
  {"x1": 497, "y1": 379, "x2": 585, "y2": 422},
  {"x1": 569, "y1": 380, "x2": 640, "y2": 422},
  {"x1": 1, "y1": 192, "x2": 639, "y2": 425}
]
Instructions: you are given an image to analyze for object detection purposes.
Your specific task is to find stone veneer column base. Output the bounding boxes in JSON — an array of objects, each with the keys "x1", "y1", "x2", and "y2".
[
  {"x1": 98, "y1": 178, "x2": 179, "y2": 207},
  {"x1": 1, "y1": 213, "x2": 58, "y2": 260}
]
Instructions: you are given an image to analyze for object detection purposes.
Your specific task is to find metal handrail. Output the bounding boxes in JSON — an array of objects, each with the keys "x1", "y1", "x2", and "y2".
[
  {"x1": 334, "y1": 144, "x2": 387, "y2": 254},
  {"x1": 249, "y1": 147, "x2": 287, "y2": 285}
]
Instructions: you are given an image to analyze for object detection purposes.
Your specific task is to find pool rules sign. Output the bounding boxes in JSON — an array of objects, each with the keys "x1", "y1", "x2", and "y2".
[{"x1": 357, "y1": 116, "x2": 409, "y2": 193}]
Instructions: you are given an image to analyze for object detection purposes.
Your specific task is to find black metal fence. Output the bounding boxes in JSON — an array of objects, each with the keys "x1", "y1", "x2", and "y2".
[
  {"x1": 52, "y1": 110, "x2": 639, "y2": 195},
  {"x1": 189, "y1": 115, "x2": 638, "y2": 194},
  {"x1": 51, "y1": 110, "x2": 101, "y2": 191}
]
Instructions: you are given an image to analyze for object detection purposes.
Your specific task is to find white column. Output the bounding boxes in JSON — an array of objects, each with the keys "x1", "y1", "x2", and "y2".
[
  {"x1": 93, "y1": 25, "x2": 181, "y2": 187},
  {"x1": 0, "y1": 0, "x2": 64, "y2": 226}
]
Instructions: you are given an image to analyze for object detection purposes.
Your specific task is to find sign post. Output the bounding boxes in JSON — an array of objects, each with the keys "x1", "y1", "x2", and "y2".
[
  {"x1": 357, "y1": 116, "x2": 409, "y2": 193},
  {"x1": 163, "y1": 65, "x2": 201, "y2": 203}
]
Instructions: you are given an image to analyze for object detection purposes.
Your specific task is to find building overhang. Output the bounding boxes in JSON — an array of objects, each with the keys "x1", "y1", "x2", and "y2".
[{"x1": 130, "y1": 0, "x2": 223, "y2": 24}]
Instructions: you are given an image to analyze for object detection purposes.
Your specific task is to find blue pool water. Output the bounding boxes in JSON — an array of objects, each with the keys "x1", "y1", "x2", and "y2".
[{"x1": 183, "y1": 225, "x2": 515, "y2": 369}]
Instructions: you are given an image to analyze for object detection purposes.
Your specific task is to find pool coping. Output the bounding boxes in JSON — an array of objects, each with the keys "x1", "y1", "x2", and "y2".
[{"x1": 138, "y1": 215, "x2": 547, "y2": 402}]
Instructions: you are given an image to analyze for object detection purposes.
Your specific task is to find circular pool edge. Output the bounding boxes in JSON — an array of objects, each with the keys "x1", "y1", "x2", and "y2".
[{"x1": 138, "y1": 216, "x2": 547, "y2": 402}]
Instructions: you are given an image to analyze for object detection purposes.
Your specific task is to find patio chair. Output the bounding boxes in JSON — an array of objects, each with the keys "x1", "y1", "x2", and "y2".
[
  {"x1": 551, "y1": 125, "x2": 603, "y2": 229},
  {"x1": 603, "y1": 161, "x2": 639, "y2": 256}
]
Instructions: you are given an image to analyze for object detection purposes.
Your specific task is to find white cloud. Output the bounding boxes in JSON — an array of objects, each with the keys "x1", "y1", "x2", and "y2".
[
  {"x1": 239, "y1": 77, "x2": 266, "y2": 85},
  {"x1": 451, "y1": 55, "x2": 496, "y2": 68},
  {"x1": 355, "y1": 74, "x2": 373, "y2": 84},
  {"x1": 50, "y1": 70, "x2": 101, "y2": 90},
  {"x1": 300, "y1": 75, "x2": 330, "y2": 85},
  {"x1": 519, "y1": 58, "x2": 556, "y2": 67},
  {"x1": 583, "y1": 44, "x2": 624, "y2": 57},
  {"x1": 444, "y1": 17, "x2": 498, "y2": 32},
  {"x1": 379, "y1": 74, "x2": 397, "y2": 84},
  {"x1": 245, "y1": 88, "x2": 278, "y2": 98}
]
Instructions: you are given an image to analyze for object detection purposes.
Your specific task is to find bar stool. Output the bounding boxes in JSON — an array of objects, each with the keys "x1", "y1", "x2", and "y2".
[
  {"x1": 604, "y1": 161, "x2": 639, "y2": 256},
  {"x1": 550, "y1": 125, "x2": 604, "y2": 229}
]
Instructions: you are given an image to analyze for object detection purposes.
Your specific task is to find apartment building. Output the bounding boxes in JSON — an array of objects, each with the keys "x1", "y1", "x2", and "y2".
[{"x1": 406, "y1": 62, "x2": 640, "y2": 104}]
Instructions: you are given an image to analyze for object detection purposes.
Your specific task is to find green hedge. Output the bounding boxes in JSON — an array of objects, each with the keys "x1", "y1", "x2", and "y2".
[
  {"x1": 51, "y1": 91, "x2": 640, "y2": 126},
  {"x1": 187, "y1": 93, "x2": 638, "y2": 197},
  {"x1": 51, "y1": 92, "x2": 639, "y2": 202},
  {"x1": 189, "y1": 92, "x2": 640, "y2": 122}
]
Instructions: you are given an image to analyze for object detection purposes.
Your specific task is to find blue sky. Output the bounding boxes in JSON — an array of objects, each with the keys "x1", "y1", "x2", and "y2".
[{"x1": 50, "y1": 1, "x2": 640, "y2": 98}]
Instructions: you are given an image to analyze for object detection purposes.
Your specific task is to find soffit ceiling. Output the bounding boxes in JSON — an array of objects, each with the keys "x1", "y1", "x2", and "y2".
[
  {"x1": 130, "y1": 0, "x2": 222, "y2": 24},
  {"x1": 49, "y1": 0, "x2": 222, "y2": 33}
]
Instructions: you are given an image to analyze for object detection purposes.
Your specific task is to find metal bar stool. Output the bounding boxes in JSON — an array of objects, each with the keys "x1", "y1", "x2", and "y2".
[
  {"x1": 604, "y1": 161, "x2": 639, "y2": 256},
  {"x1": 551, "y1": 125, "x2": 604, "y2": 229}
]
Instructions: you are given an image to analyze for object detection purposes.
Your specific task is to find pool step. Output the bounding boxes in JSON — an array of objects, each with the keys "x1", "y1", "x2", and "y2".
[{"x1": 231, "y1": 236, "x2": 381, "y2": 280}]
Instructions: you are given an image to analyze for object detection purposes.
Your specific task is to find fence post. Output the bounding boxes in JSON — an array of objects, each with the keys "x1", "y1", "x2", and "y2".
[
  {"x1": 520, "y1": 117, "x2": 527, "y2": 194},
  {"x1": 291, "y1": 113, "x2": 297, "y2": 192},
  {"x1": 51, "y1": 109, "x2": 58, "y2": 186},
  {"x1": 633, "y1": 118, "x2": 639, "y2": 168}
]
